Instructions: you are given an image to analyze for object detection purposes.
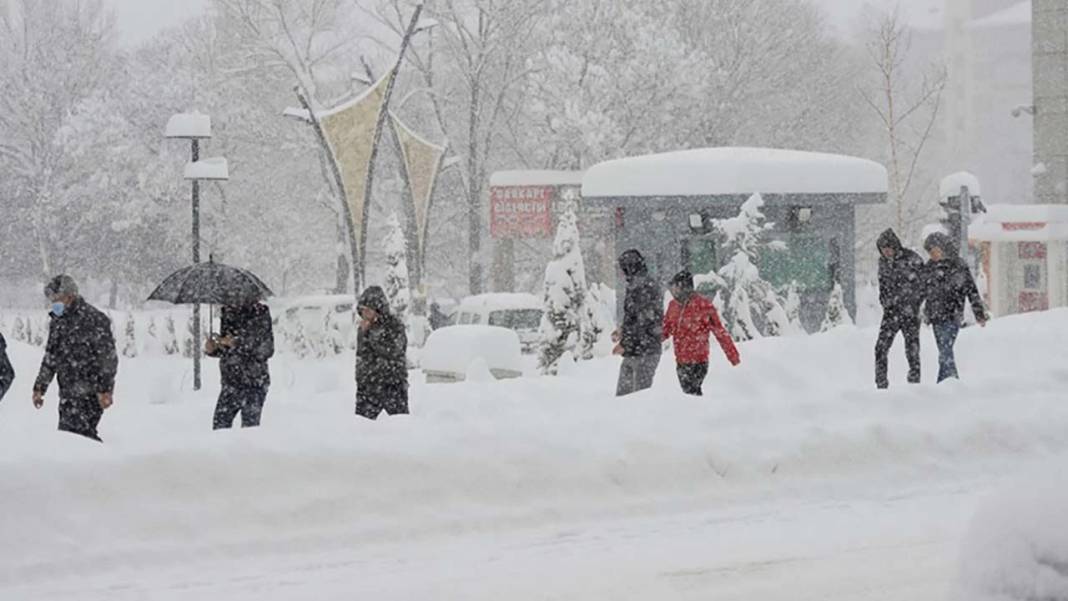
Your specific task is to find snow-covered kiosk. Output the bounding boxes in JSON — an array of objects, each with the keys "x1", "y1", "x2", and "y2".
[
  {"x1": 969, "y1": 205, "x2": 1068, "y2": 317},
  {"x1": 581, "y1": 148, "x2": 888, "y2": 331}
]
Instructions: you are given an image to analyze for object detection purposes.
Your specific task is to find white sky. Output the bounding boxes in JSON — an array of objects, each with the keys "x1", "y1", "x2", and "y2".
[{"x1": 104, "y1": 0, "x2": 944, "y2": 46}]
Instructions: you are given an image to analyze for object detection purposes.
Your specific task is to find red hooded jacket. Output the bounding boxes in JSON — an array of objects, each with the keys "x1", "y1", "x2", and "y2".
[{"x1": 662, "y1": 293, "x2": 740, "y2": 366}]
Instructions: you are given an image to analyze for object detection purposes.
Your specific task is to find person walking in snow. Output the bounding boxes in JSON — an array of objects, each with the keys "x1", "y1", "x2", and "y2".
[
  {"x1": 613, "y1": 249, "x2": 663, "y2": 396},
  {"x1": 429, "y1": 302, "x2": 449, "y2": 331},
  {"x1": 874, "y1": 229, "x2": 925, "y2": 389},
  {"x1": 922, "y1": 232, "x2": 987, "y2": 382},
  {"x1": 356, "y1": 286, "x2": 409, "y2": 419},
  {"x1": 205, "y1": 302, "x2": 275, "y2": 429},
  {"x1": 32, "y1": 275, "x2": 118, "y2": 442},
  {"x1": 0, "y1": 333, "x2": 14, "y2": 402},
  {"x1": 662, "y1": 270, "x2": 740, "y2": 395}
]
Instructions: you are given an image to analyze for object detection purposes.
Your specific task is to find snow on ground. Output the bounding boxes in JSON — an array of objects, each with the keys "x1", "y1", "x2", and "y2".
[{"x1": 1, "y1": 309, "x2": 1068, "y2": 600}]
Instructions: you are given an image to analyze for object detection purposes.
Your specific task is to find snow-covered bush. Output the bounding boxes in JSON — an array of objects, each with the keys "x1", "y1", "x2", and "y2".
[
  {"x1": 820, "y1": 282, "x2": 853, "y2": 332},
  {"x1": 122, "y1": 313, "x2": 138, "y2": 358},
  {"x1": 782, "y1": 281, "x2": 805, "y2": 335},
  {"x1": 163, "y1": 315, "x2": 180, "y2": 355},
  {"x1": 538, "y1": 205, "x2": 591, "y2": 374}
]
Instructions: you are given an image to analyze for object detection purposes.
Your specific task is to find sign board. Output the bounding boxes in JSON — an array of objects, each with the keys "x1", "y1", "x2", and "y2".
[{"x1": 490, "y1": 186, "x2": 554, "y2": 239}]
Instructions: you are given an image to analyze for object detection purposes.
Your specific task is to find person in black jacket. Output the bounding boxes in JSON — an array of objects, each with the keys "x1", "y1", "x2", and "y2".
[
  {"x1": 32, "y1": 275, "x2": 118, "y2": 442},
  {"x1": 356, "y1": 286, "x2": 409, "y2": 420},
  {"x1": 922, "y1": 232, "x2": 987, "y2": 382},
  {"x1": 612, "y1": 249, "x2": 663, "y2": 396},
  {"x1": 205, "y1": 302, "x2": 274, "y2": 429},
  {"x1": 0, "y1": 333, "x2": 14, "y2": 402},
  {"x1": 875, "y1": 229, "x2": 925, "y2": 388}
]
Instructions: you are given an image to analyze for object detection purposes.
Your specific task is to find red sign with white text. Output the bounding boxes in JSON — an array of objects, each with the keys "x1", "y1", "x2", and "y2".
[{"x1": 490, "y1": 186, "x2": 553, "y2": 239}]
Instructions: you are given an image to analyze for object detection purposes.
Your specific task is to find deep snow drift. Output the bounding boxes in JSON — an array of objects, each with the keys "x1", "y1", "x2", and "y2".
[{"x1": 1, "y1": 309, "x2": 1067, "y2": 599}]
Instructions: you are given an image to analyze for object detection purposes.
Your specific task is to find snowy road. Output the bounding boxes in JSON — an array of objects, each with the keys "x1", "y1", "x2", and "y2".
[{"x1": 5, "y1": 479, "x2": 982, "y2": 601}]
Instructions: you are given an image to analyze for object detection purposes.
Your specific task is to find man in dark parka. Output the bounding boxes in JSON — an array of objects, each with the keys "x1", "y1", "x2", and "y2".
[
  {"x1": 875, "y1": 228, "x2": 925, "y2": 388},
  {"x1": 0, "y1": 333, "x2": 14, "y2": 402},
  {"x1": 922, "y1": 232, "x2": 987, "y2": 382},
  {"x1": 205, "y1": 302, "x2": 275, "y2": 429},
  {"x1": 32, "y1": 275, "x2": 118, "y2": 442},
  {"x1": 613, "y1": 249, "x2": 663, "y2": 396},
  {"x1": 356, "y1": 286, "x2": 409, "y2": 419}
]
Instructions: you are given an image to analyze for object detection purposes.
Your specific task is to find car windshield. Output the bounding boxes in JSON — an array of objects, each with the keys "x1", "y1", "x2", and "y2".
[{"x1": 488, "y1": 309, "x2": 542, "y2": 330}]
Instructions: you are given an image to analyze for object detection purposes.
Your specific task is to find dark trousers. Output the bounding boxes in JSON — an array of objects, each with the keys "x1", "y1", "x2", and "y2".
[
  {"x1": 875, "y1": 311, "x2": 921, "y2": 388},
  {"x1": 213, "y1": 385, "x2": 268, "y2": 430},
  {"x1": 58, "y1": 396, "x2": 103, "y2": 442},
  {"x1": 356, "y1": 392, "x2": 409, "y2": 420},
  {"x1": 932, "y1": 321, "x2": 961, "y2": 383},
  {"x1": 616, "y1": 354, "x2": 660, "y2": 396},
  {"x1": 676, "y1": 362, "x2": 709, "y2": 396}
]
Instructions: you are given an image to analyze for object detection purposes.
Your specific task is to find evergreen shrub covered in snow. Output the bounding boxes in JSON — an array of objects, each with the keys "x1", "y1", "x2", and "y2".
[{"x1": 538, "y1": 205, "x2": 593, "y2": 375}]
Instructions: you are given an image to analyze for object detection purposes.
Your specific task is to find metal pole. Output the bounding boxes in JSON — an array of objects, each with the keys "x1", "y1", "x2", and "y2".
[{"x1": 192, "y1": 139, "x2": 202, "y2": 391}]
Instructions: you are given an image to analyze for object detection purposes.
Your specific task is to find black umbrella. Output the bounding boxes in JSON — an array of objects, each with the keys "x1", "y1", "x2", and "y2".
[{"x1": 148, "y1": 261, "x2": 273, "y2": 306}]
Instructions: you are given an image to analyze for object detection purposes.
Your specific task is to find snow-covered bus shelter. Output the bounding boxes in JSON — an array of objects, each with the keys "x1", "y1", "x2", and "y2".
[
  {"x1": 582, "y1": 147, "x2": 888, "y2": 331},
  {"x1": 969, "y1": 205, "x2": 1068, "y2": 317}
]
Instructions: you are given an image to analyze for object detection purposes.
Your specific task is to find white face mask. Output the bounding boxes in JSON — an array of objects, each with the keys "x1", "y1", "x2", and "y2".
[{"x1": 51, "y1": 302, "x2": 66, "y2": 317}]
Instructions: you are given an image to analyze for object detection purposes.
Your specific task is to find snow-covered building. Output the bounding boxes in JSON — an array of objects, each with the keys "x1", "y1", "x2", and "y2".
[
  {"x1": 582, "y1": 148, "x2": 888, "y2": 331},
  {"x1": 970, "y1": 205, "x2": 1068, "y2": 316}
]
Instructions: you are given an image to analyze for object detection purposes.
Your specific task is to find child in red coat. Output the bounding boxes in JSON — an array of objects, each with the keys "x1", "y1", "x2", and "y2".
[{"x1": 662, "y1": 270, "x2": 741, "y2": 395}]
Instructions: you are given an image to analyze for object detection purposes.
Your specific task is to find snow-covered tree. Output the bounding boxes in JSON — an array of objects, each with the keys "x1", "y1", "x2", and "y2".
[
  {"x1": 712, "y1": 194, "x2": 790, "y2": 341},
  {"x1": 783, "y1": 281, "x2": 805, "y2": 335},
  {"x1": 384, "y1": 212, "x2": 411, "y2": 324},
  {"x1": 163, "y1": 315, "x2": 180, "y2": 356},
  {"x1": 821, "y1": 282, "x2": 853, "y2": 332},
  {"x1": 13, "y1": 317, "x2": 27, "y2": 343},
  {"x1": 538, "y1": 206, "x2": 590, "y2": 374}
]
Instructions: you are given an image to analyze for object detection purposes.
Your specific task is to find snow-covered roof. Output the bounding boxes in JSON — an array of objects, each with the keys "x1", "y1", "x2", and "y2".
[
  {"x1": 458, "y1": 293, "x2": 541, "y2": 311},
  {"x1": 165, "y1": 112, "x2": 212, "y2": 139},
  {"x1": 940, "y1": 172, "x2": 981, "y2": 199},
  {"x1": 970, "y1": 204, "x2": 1068, "y2": 242},
  {"x1": 582, "y1": 147, "x2": 888, "y2": 199},
  {"x1": 489, "y1": 170, "x2": 585, "y2": 188},
  {"x1": 184, "y1": 157, "x2": 229, "y2": 181},
  {"x1": 967, "y1": 1, "x2": 1031, "y2": 30}
]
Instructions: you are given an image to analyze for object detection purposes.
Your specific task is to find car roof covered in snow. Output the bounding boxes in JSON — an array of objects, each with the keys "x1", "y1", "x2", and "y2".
[
  {"x1": 278, "y1": 295, "x2": 357, "y2": 310},
  {"x1": 457, "y1": 293, "x2": 542, "y2": 311},
  {"x1": 581, "y1": 147, "x2": 888, "y2": 201}
]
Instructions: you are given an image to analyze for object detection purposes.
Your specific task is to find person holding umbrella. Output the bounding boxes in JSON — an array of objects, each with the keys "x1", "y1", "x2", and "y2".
[
  {"x1": 32, "y1": 275, "x2": 118, "y2": 442},
  {"x1": 148, "y1": 259, "x2": 275, "y2": 429},
  {"x1": 356, "y1": 286, "x2": 409, "y2": 420},
  {"x1": 204, "y1": 301, "x2": 275, "y2": 429}
]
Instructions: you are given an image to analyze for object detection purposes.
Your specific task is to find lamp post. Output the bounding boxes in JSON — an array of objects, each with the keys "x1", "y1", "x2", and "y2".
[{"x1": 165, "y1": 112, "x2": 229, "y2": 391}]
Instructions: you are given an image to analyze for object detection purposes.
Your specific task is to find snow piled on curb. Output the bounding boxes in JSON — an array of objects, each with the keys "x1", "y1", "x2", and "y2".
[{"x1": 2, "y1": 309, "x2": 1068, "y2": 580}]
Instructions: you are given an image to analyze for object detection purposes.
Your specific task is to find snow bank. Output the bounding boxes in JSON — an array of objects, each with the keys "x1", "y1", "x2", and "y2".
[
  {"x1": 582, "y1": 147, "x2": 889, "y2": 198},
  {"x1": 956, "y1": 464, "x2": 1068, "y2": 601},
  {"x1": 3, "y1": 309, "x2": 1068, "y2": 586},
  {"x1": 422, "y1": 324, "x2": 523, "y2": 380}
]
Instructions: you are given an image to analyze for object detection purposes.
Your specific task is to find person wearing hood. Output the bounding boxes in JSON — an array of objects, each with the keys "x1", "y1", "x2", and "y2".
[
  {"x1": 32, "y1": 275, "x2": 118, "y2": 442},
  {"x1": 875, "y1": 228, "x2": 925, "y2": 389},
  {"x1": 612, "y1": 249, "x2": 663, "y2": 396},
  {"x1": 356, "y1": 286, "x2": 409, "y2": 419},
  {"x1": 922, "y1": 232, "x2": 987, "y2": 382},
  {"x1": 0, "y1": 333, "x2": 13, "y2": 402},
  {"x1": 662, "y1": 270, "x2": 740, "y2": 395},
  {"x1": 205, "y1": 301, "x2": 275, "y2": 429}
]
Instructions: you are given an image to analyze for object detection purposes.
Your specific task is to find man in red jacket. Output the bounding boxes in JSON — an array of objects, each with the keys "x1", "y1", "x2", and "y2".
[{"x1": 662, "y1": 270, "x2": 741, "y2": 395}]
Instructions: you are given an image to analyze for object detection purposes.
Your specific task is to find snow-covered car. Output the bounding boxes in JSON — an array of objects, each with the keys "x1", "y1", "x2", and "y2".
[
  {"x1": 449, "y1": 293, "x2": 543, "y2": 353},
  {"x1": 421, "y1": 325, "x2": 524, "y2": 383},
  {"x1": 956, "y1": 467, "x2": 1068, "y2": 601}
]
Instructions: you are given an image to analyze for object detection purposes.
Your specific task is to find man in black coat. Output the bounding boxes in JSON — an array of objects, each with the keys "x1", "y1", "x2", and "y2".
[
  {"x1": 356, "y1": 286, "x2": 409, "y2": 420},
  {"x1": 875, "y1": 229, "x2": 925, "y2": 389},
  {"x1": 922, "y1": 232, "x2": 987, "y2": 382},
  {"x1": 205, "y1": 302, "x2": 275, "y2": 429},
  {"x1": 0, "y1": 333, "x2": 14, "y2": 402},
  {"x1": 429, "y1": 302, "x2": 449, "y2": 331},
  {"x1": 32, "y1": 275, "x2": 118, "y2": 442},
  {"x1": 613, "y1": 249, "x2": 663, "y2": 396}
]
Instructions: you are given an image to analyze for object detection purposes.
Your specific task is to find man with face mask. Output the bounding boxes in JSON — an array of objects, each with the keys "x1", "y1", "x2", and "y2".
[
  {"x1": 32, "y1": 275, "x2": 118, "y2": 442},
  {"x1": 0, "y1": 332, "x2": 14, "y2": 402}
]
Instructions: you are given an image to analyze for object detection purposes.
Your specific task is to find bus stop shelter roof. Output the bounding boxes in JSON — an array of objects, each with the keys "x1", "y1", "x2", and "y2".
[{"x1": 581, "y1": 147, "x2": 888, "y2": 203}]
